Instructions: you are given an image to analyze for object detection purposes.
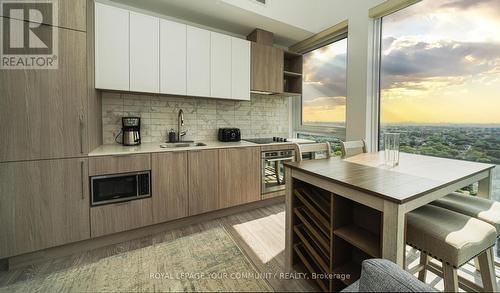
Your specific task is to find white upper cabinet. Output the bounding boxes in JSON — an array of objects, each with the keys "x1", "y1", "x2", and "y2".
[
  {"x1": 210, "y1": 32, "x2": 231, "y2": 99},
  {"x1": 94, "y1": 4, "x2": 250, "y2": 100},
  {"x1": 231, "y1": 37, "x2": 251, "y2": 101},
  {"x1": 129, "y1": 12, "x2": 159, "y2": 93},
  {"x1": 186, "y1": 26, "x2": 211, "y2": 97},
  {"x1": 95, "y1": 3, "x2": 129, "y2": 91},
  {"x1": 160, "y1": 19, "x2": 187, "y2": 95}
]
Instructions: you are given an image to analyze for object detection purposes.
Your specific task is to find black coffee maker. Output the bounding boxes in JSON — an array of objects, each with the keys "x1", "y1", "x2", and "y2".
[{"x1": 122, "y1": 117, "x2": 141, "y2": 146}]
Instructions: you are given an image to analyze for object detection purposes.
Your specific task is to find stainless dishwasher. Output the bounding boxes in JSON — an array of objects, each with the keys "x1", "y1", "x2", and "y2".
[{"x1": 261, "y1": 149, "x2": 295, "y2": 194}]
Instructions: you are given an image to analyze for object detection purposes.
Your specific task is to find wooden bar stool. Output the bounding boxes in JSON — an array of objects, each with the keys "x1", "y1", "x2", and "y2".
[{"x1": 406, "y1": 205, "x2": 497, "y2": 292}]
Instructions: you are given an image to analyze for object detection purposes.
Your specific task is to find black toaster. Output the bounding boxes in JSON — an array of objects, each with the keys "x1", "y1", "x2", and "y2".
[{"x1": 218, "y1": 128, "x2": 241, "y2": 142}]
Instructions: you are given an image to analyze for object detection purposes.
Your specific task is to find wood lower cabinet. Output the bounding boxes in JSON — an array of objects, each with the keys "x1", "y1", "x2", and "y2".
[
  {"x1": 219, "y1": 147, "x2": 261, "y2": 208},
  {"x1": 152, "y1": 152, "x2": 188, "y2": 223},
  {"x1": 90, "y1": 199, "x2": 153, "y2": 238},
  {"x1": 88, "y1": 153, "x2": 151, "y2": 176},
  {"x1": 188, "y1": 150, "x2": 219, "y2": 215},
  {"x1": 0, "y1": 158, "x2": 90, "y2": 258}
]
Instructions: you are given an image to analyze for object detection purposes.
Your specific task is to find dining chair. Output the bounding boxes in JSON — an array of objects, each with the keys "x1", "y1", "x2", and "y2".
[
  {"x1": 340, "y1": 139, "x2": 367, "y2": 158},
  {"x1": 295, "y1": 142, "x2": 331, "y2": 162}
]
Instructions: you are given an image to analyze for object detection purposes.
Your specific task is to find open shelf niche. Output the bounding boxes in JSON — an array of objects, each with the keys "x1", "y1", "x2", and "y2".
[
  {"x1": 290, "y1": 180, "x2": 382, "y2": 292},
  {"x1": 283, "y1": 51, "x2": 303, "y2": 95}
]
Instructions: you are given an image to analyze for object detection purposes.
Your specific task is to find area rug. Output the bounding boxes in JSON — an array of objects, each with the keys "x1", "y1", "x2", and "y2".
[{"x1": 0, "y1": 226, "x2": 272, "y2": 292}]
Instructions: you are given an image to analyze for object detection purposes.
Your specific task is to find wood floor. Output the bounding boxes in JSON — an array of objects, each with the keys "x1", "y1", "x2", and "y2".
[
  {"x1": 0, "y1": 203, "x2": 498, "y2": 292},
  {"x1": 0, "y1": 203, "x2": 314, "y2": 292},
  {"x1": 221, "y1": 204, "x2": 317, "y2": 292}
]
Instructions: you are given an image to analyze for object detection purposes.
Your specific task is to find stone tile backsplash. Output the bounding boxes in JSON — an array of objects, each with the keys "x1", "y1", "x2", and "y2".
[{"x1": 102, "y1": 92, "x2": 291, "y2": 144}]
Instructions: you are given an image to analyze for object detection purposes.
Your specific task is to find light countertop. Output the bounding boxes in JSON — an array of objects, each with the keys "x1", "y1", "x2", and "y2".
[{"x1": 89, "y1": 138, "x2": 314, "y2": 157}]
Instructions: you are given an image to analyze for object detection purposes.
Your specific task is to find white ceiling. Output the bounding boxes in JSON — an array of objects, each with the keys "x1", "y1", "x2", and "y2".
[{"x1": 108, "y1": 0, "x2": 352, "y2": 47}]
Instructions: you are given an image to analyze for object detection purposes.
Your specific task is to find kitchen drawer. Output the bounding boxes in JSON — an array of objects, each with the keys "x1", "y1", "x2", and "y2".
[
  {"x1": 89, "y1": 153, "x2": 151, "y2": 176},
  {"x1": 261, "y1": 143, "x2": 298, "y2": 152},
  {"x1": 90, "y1": 198, "x2": 153, "y2": 237}
]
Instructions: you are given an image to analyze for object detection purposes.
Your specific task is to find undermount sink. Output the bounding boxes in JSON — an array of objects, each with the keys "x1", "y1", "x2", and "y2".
[{"x1": 160, "y1": 142, "x2": 207, "y2": 148}]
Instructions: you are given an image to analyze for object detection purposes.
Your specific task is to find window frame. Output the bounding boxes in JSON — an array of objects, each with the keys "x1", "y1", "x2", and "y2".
[
  {"x1": 372, "y1": 18, "x2": 382, "y2": 151},
  {"x1": 293, "y1": 33, "x2": 348, "y2": 140}
]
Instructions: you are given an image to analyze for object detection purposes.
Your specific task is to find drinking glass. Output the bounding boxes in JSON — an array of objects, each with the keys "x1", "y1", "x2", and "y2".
[{"x1": 384, "y1": 133, "x2": 400, "y2": 167}]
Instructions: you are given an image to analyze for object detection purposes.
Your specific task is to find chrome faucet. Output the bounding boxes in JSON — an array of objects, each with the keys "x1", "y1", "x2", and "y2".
[{"x1": 177, "y1": 109, "x2": 187, "y2": 141}]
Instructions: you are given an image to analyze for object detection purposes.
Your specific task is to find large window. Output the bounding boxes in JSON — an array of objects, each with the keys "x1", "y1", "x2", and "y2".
[
  {"x1": 379, "y1": 0, "x2": 500, "y2": 203},
  {"x1": 302, "y1": 38, "x2": 348, "y2": 128}
]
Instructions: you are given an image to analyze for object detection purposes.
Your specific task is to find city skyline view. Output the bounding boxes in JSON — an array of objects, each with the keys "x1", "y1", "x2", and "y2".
[
  {"x1": 380, "y1": 0, "x2": 500, "y2": 125},
  {"x1": 302, "y1": 38, "x2": 347, "y2": 125},
  {"x1": 303, "y1": 0, "x2": 500, "y2": 126}
]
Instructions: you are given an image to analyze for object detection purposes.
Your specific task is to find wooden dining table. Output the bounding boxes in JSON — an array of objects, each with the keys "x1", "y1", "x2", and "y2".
[{"x1": 284, "y1": 151, "x2": 496, "y2": 271}]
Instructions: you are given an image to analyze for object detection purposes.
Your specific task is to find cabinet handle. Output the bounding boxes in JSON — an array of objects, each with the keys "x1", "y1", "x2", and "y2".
[
  {"x1": 266, "y1": 156, "x2": 294, "y2": 162},
  {"x1": 111, "y1": 153, "x2": 135, "y2": 158},
  {"x1": 80, "y1": 161, "x2": 85, "y2": 200},
  {"x1": 79, "y1": 112, "x2": 85, "y2": 154}
]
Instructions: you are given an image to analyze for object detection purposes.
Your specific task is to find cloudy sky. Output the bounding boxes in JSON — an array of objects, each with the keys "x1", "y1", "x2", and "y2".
[
  {"x1": 302, "y1": 38, "x2": 347, "y2": 125},
  {"x1": 380, "y1": 0, "x2": 500, "y2": 124}
]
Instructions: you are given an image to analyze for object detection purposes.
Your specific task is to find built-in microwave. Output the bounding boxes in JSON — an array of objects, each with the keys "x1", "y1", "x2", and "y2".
[{"x1": 90, "y1": 171, "x2": 151, "y2": 206}]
